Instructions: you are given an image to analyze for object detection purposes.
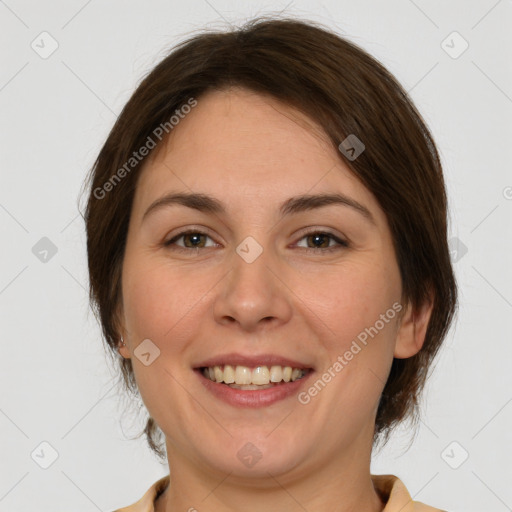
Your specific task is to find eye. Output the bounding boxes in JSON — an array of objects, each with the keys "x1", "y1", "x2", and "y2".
[
  {"x1": 163, "y1": 230, "x2": 217, "y2": 252},
  {"x1": 163, "y1": 229, "x2": 349, "y2": 254},
  {"x1": 294, "y1": 231, "x2": 349, "y2": 253}
]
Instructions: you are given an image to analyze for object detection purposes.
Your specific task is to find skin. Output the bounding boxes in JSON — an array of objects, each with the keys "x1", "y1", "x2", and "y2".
[{"x1": 117, "y1": 87, "x2": 433, "y2": 512}]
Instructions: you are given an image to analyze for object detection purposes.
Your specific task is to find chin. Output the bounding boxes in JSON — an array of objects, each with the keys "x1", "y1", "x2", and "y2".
[{"x1": 192, "y1": 430, "x2": 310, "y2": 480}]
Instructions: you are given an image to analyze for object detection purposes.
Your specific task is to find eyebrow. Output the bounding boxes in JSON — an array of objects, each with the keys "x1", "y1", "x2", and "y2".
[{"x1": 141, "y1": 192, "x2": 376, "y2": 225}]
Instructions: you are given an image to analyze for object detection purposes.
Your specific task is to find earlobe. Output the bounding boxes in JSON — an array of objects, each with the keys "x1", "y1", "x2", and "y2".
[
  {"x1": 114, "y1": 302, "x2": 131, "y2": 359},
  {"x1": 118, "y1": 336, "x2": 131, "y2": 359},
  {"x1": 394, "y1": 291, "x2": 434, "y2": 359}
]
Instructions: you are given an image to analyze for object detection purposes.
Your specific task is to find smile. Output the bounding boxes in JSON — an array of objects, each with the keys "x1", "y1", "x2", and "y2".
[{"x1": 201, "y1": 364, "x2": 308, "y2": 389}]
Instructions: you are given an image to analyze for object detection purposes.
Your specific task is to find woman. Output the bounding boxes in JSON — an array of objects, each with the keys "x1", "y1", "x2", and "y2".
[{"x1": 83, "y1": 17, "x2": 457, "y2": 512}]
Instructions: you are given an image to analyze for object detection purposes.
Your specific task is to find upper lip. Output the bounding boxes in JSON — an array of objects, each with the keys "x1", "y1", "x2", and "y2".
[{"x1": 194, "y1": 353, "x2": 313, "y2": 370}]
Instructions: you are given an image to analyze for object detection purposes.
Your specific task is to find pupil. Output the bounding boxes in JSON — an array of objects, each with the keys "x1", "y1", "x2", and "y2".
[
  {"x1": 186, "y1": 234, "x2": 202, "y2": 247},
  {"x1": 311, "y1": 234, "x2": 326, "y2": 248}
]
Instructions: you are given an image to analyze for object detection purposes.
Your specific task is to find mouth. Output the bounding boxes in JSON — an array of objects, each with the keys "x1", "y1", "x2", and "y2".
[
  {"x1": 198, "y1": 364, "x2": 310, "y2": 390},
  {"x1": 193, "y1": 354, "x2": 314, "y2": 407}
]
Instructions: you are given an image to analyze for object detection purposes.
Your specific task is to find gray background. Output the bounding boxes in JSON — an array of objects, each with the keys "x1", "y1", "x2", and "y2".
[{"x1": 1, "y1": 0, "x2": 511, "y2": 511}]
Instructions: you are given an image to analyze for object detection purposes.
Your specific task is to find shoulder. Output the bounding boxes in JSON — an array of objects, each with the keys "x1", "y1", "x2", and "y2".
[
  {"x1": 112, "y1": 475, "x2": 170, "y2": 512},
  {"x1": 371, "y1": 474, "x2": 448, "y2": 511}
]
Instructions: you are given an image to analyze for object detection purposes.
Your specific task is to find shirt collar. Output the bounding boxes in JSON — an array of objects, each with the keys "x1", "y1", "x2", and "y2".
[{"x1": 117, "y1": 473, "x2": 426, "y2": 512}]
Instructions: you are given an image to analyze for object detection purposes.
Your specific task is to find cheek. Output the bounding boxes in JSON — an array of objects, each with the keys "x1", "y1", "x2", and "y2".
[
  {"x1": 307, "y1": 257, "x2": 400, "y2": 353},
  {"x1": 122, "y1": 257, "x2": 203, "y2": 342},
  {"x1": 311, "y1": 258, "x2": 400, "y2": 410},
  {"x1": 121, "y1": 259, "x2": 201, "y2": 421}
]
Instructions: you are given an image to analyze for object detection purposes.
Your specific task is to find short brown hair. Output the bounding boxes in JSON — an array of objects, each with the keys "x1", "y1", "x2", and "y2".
[{"x1": 81, "y1": 16, "x2": 458, "y2": 460}]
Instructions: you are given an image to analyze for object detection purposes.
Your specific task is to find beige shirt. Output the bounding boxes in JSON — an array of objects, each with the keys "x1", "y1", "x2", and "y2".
[{"x1": 113, "y1": 474, "x2": 447, "y2": 511}]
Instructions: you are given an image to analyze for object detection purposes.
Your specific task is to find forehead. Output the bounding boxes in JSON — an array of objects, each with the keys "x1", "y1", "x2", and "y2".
[{"x1": 132, "y1": 88, "x2": 384, "y2": 225}]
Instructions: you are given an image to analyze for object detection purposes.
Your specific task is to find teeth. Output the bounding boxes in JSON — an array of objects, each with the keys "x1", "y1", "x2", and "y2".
[
  {"x1": 223, "y1": 364, "x2": 235, "y2": 383},
  {"x1": 235, "y1": 365, "x2": 252, "y2": 385},
  {"x1": 214, "y1": 366, "x2": 223, "y2": 383},
  {"x1": 201, "y1": 364, "x2": 307, "y2": 386},
  {"x1": 269, "y1": 365, "x2": 282, "y2": 382},
  {"x1": 252, "y1": 366, "x2": 270, "y2": 385},
  {"x1": 291, "y1": 368, "x2": 302, "y2": 381}
]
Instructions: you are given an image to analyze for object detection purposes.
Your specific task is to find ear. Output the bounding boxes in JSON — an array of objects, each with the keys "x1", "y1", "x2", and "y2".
[
  {"x1": 118, "y1": 336, "x2": 131, "y2": 359},
  {"x1": 394, "y1": 288, "x2": 434, "y2": 359},
  {"x1": 114, "y1": 303, "x2": 131, "y2": 359}
]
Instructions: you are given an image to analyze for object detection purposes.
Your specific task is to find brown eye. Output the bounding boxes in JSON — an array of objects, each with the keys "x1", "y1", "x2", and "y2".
[
  {"x1": 182, "y1": 233, "x2": 207, "y2": 248},
  {"x1": 163, "y1": 229, "x2": 348, "y2": 255},
  {"x1": 164, "y1": 230, "x2": 215, "y2": 250},
  {"x1": 306, "y1": 233, "x2": 330, "y2": 248},
  {"x1": 295, "y1": 231, "x2": 349, "y2": 253}
]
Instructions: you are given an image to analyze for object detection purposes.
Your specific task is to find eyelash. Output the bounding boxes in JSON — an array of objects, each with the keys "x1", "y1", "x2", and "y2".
[{"x1": 163, "y1": 229, "x2": 349, "y2": 254}]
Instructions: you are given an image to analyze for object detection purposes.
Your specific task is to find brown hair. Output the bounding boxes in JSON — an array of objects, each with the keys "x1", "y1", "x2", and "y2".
[{"x1": 81, "y1": 16, "x2": 458, "y2": 461}]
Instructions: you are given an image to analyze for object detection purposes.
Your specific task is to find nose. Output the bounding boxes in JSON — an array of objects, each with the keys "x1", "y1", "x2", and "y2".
[{"x1": 212, "y1": 239, "x2": 293, "y2": 332}]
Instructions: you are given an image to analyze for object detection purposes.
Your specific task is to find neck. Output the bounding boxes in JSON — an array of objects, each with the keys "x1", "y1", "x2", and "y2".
[{"x1": 157, "y1": 433, "x2": 384, "y2": 512}]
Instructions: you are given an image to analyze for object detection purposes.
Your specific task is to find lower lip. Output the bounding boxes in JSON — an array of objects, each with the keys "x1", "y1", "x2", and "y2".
[{"x1": 195, "y1": 369, "x2": 314, "y2": 408}]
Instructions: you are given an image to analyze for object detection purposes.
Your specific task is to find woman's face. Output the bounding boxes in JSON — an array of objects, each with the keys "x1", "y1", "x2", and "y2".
[{"x1": 118, "y1": 87, "x2": 423, "y2": 479}]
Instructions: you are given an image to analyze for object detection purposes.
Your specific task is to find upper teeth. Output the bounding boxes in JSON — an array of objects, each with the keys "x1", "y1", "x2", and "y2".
[{"x1": 202, "y1": 365, "x2": 306, "y2": 385}]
